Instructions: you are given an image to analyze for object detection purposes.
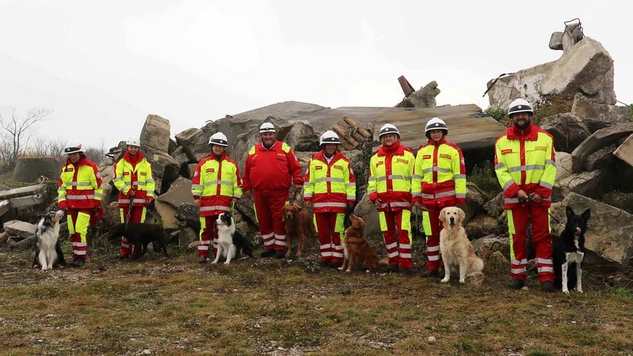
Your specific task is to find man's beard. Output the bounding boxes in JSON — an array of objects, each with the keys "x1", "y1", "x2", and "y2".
[{"x1": 514, "y1": 119, "x2": 530, "y2": 130}]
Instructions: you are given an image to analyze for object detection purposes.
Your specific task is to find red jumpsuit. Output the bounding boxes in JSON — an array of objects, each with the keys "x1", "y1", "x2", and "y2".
[{"x1": 242, "y1": 140, "x2": 303, "y2": 252}]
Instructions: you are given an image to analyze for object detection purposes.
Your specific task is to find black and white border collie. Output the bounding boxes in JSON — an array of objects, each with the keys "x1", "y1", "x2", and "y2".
[
  {"x1": 213, "y1": 212, "x2": 253, "y2": 264},
  {"x1": 32, "y1": 210, "x2": 66, "y2": 270},
  {"x1": 554, "y1": 206, "x2": 591, "y2": 294}
]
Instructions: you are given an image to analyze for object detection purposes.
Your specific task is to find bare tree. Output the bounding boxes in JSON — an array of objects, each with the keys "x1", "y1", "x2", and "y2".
[{"x1": 0, "y1": 107, "x2": 53, "y2": 167}]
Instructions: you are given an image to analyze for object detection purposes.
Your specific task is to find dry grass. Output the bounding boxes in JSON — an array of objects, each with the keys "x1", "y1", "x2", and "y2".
[{"x1": 1, "y1": 242, "x2": 633, "y2": 356}]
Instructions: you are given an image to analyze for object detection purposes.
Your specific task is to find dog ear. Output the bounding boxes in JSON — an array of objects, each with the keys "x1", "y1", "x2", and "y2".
[
  {"x1": 565, "y1": 206, "x2": 575, "y2": 220},
  {"x1": 439, "y1": 208, "x2": 446, "y2": 222},
  {"x1": 581, "y1": 208, "x2": 591, "y2": 222},
  {"x1": 458, "y1": 208, "x2": 465, "y2": 223}
]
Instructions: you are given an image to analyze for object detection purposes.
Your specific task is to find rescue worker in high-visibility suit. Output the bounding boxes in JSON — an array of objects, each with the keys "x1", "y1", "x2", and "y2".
[
  {"x1": 412, "y1": 117, "x2": 467, "y2": 277},
  {"x1": 494, "y1": 98, "x2": 557, "y2": 292},
  {"x1": 57, "y1": 142, "x2": 104, "y2": 267},
  {"x1": 304, "y1": 130, "x2": 356, "y2": 267},
  {"x1": 242, "y1": 122, "x2": 304, "y2": 259},
  {"x1": 112, "y1": 138, "x2": 156, "y2": 259},
  {"x1": 368, "y1": 124, "x2": 417, "y2": 273},
  {"x1": 192, "y1": 132, "x2": 243, "y2": 263}
]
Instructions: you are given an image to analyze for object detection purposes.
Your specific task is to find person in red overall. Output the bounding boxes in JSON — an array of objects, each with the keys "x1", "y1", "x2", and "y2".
[
  {"x1": 412, "y1": 117, "x2": 467, "y2": 277},
  {"x1": 192, "y1": 132, "x2": 242, "y2": 263},
  {"x1": 304, "y1": 130, "x2": 356, "y2": 267},
  {"x1": 242, "y1": 122, "x2": 304, "y2": 259},
  {"x1": 112, "y1": 138, "x2": 155, "y2": 259},
  {"x1": 57, "y1": 141, "x2": 103, "y2": 267},
  {"x1": 368, "y1": 124, "x2": 417, "y2": 274}
]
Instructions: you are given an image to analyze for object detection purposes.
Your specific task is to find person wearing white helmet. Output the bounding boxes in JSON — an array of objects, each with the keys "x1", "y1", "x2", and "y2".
[
  {"x1": 57, "y1": 141, "x2": 104, "y2": 267},
  {"x1": 192, "y1": 132, "x2": 243, "y2": 263},
  {"x1": 368, "y1": 123, "x2": 417, "y2": 273},
  {"x1": 412, "y1": 117, "x2": 467, "y2": 278},
  {"x1": 495, "y1": 98, "x2": 557, "y2": 292},
  {"x1": 304, "y1": 130, "x2": 356, "y2": 267},
  {"x1": 112, "y1": 137, "x2": 156, "y2": 259},
  {"x1": 242, "y1": 121, "x2": 304, "y2": 258}
]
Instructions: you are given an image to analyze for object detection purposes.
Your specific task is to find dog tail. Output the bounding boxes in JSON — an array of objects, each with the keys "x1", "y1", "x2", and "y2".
[{"x1": 469, "y1": 256, "x2": 484, "y2": 273}]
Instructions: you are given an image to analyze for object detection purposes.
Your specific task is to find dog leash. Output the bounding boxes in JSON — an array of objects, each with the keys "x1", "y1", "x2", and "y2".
[{"x1": 522, "y1": 196, "x2": 565, "y2": 236}]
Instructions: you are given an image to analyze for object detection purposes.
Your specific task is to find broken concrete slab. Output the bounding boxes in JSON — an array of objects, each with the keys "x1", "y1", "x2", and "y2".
[
  {"x1": 0, "y1": 184, "x2": 46, "y2": 200},
  {"x1": 613, "y1": 134, "x2": 633, "y2": 167},
  {"x1": 3, "y1": 220, "x2": 37, "y2": 238},
  {"x1": 571, "y1": 122, "x2": 633, "y2": 172},
  {"x1": 156, "y1": 177, "x2": 194, "y2": 210}
]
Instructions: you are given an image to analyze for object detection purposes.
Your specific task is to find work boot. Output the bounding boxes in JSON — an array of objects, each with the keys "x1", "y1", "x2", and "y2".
[
  {"x1": 275, "y1": 249, "x2": 286, "y2": 259},
  {"x1": 509, "y1": 278, "x2": 525, "y2": 290},
  {"x1": 421, "y1": 269, "x2": 439, "y2": 278},
  {"x1": 541, "y1": 281, "x2": 555, "y2": 293},
  {"x1": 70, "y1": 258, "x2": 86, "y2": 268},
  {"x1": 260, "y1": 249, "x2": 276, "y2": 258},
  {"x1": 198, "y1": 257, "x2": 208, "y2": 264},
  {"x1": 402, "y1": 267, "x2": 419, "y2": 276},
  {"x1": 385, "y1": 265, "x2": 399, "y2": 273}
]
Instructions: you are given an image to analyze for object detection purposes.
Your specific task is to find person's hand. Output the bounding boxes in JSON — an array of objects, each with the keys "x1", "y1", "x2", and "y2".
[
  {"x1": 373, "y1": 197, "x2": 383, "y2": 207},
  {"x1": 293, "y1": 184, "x2": 303, "y2": 191},
  {"x1": 529, "y1": 193, "x2": 543, "y2": 203},
  {"x1": 243, "y1": 190, "x2": 253, "y2": 199},
  {"x1": 413, "y1": 202, "x2": 421, "y2": 208},
  {"x1": 194, "y1": 198, "x2": 201, "y2": 207},
  {"x1": 231, "y1": 197, "x2": 238, "y2": 205},
  {"x1": 516, "y1": 190, "x2": 528, "y2": 202},
  {"x1": 305, "y1": 201, "x2": 312, "y2": 208}
]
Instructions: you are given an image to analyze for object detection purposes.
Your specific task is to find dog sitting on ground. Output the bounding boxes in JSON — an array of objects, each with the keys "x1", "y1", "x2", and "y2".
[
  {"x1": 338, "y1": 214, "x2": 379, "y2": 273},
  {"x1": 283, "y1": 203, "x2": 317, "y2": 258},
  {"x1": 438, "y1": 207, "x2": 484, "y2": 284},
  {"x1": 109, "y1": 222, "x2": 169, "y2": 259},
  {"x1": 32, "y1": 210, "x2": 66, "y2": 270},
  {"x1": 213, "y1": 212, "x2": 254, "y2": 264},
  {"x1": 554, "y1": 206, "x2": 591, "y2": 294}
]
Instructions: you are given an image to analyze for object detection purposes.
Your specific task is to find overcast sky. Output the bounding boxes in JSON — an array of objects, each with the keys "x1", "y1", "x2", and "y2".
[{"x1": 1, "y1": 0, "x2": 631, "y2": 150}]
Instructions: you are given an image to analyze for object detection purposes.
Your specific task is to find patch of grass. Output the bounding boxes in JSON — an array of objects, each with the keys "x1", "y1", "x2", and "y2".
[
  {"x1": 533, "y1": 93, "x2": 574, "y2": 122},
  {"x1": 484, "y1": 106, "x2": 508, "y2": 122},
  {"x1": 468, "y1": 163, "x2": 502, "y2": 196},
  {"x1": 605, "y1": 286, "x2": 633, "y2": 301}
]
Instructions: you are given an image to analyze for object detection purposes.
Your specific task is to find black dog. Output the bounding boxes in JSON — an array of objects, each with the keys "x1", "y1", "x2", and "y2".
[
  {"x1": 553, "y1": 206, "x2": 591, "y2": 294},
  {"x1": 109, "y1": 223, "x2": 169, "y2": 259}
]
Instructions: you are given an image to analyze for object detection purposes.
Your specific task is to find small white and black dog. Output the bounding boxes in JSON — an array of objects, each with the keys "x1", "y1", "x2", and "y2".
[
  {"x1": 32, "y1": 210, "x2": 66, "y2": 270},
  {"x1": 554, "y1": 206, "x2": 591, "y2": 294},
  {"x1": 212, "y1": 212, "x2": 253, "y2": 264}
]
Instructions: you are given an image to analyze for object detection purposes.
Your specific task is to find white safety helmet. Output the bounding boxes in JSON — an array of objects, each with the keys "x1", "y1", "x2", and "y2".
[
  {"x1": 63, "y1": 141, "x2": 86, "y2": 154},
  {"x1": 378, "y1": 123, "x2": 400, "y2": 139},
  {"x1": 507, "y1": 98, "x2": 534, "y2": 117},
  {"x1": 320, "y1": 130, "x2": 341, "y2": 145},
  {"x1": 209, "y1": 132, "x2": 228, "y2": 147},
  {"x1": 259, "y1": 122, "x2": 276, "y2": 133},
  {"x1": 424, "y1": 117, "x2": 448, "y2": 139},
  {"x1": 126, "y1": 138, "x2": 140, "y2": 147}
]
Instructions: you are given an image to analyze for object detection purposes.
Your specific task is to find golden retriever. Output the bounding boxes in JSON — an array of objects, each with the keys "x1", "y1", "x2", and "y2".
[
  {"x1": 439, "y1": 206, "x2": 484, "y2": 283},
  {"x1": 338, "y1": 214, "x2": 379, "y2": 273},
  {"x1": 283, "y1": 203, "x2": 317, "y2": 258}
]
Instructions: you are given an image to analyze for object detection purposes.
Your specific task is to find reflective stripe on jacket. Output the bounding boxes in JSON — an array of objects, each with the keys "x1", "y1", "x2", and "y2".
[
  {"x1": 367, "y1": 142, "x2": 415, "y2": 212},
  {"x1": 304, "y1": 150, "x2": 355, "y2": 213},
  {"x1": 57, "y1": 157, "x2": 103, "y2": 210},
  {"x1": 191, "y1": 152, "x2": 243, "y2": 216},
  {"x1": 242, "y1": 140, "x2": 304, "y2": 191},
  {"x1": 412, "y1": 138, "x2": 466, "y2": 208},
  {"x1": 494, "y1": 123, "x2": 556, "y2": 208},
  {"x1": 113, "y1": 153, "x2": 155, "y2": 207}
]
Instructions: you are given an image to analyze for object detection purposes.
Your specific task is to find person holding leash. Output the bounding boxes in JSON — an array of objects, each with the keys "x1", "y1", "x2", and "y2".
[
  {"x1": 112, "y1": 138, "x2": 156, "y2": 259},
  {"x1": 304, "y1": 130, "x2": 356, "y2": 268},
  {"x1": 412, "y1": 117, "x2": 467, "y2": 277},
  {"x1": 242, "y1": 122, "x2": 304, "y2": 259},
  {"x1": 57, "y1": 142, "x2": 104, "y2": 267},
  {"x1": 494, "y1": 98, "x2": 557, "y2": 292},
  {"x1": 368, "y1": 124, "x2": 416, "y2": 274},
  {"x1": 191, "y1": 132, "x2": 243, "y2": 264}
]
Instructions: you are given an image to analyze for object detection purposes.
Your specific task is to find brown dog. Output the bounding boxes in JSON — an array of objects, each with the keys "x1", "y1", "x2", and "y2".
[
  {"x1": 283, "y1": 203, "x2": 317, "y2": 258},
  {"x1": 338, "y1": 214, "x2": 379, "y2": 273}
]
